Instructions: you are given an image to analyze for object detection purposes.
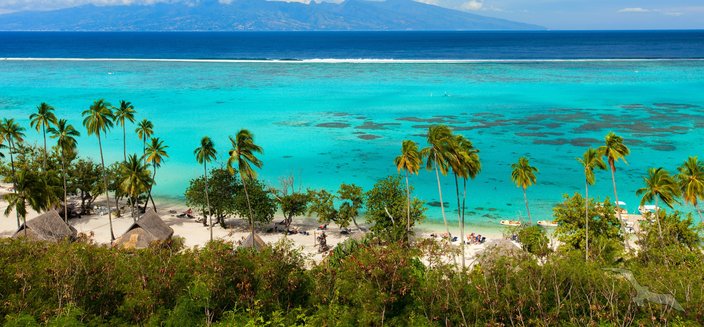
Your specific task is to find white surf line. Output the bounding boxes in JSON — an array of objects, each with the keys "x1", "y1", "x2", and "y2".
[{"x1": 2, "y1": 57, "x2": 704, "y2": 63}]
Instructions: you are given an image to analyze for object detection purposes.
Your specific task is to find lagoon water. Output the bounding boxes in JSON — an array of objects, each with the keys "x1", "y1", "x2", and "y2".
[{"x1": 2, "y1": 32, "x2": 704, "y2": 227}]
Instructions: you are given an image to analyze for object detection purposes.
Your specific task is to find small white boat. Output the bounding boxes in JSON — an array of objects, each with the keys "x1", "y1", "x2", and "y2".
[
  {"x1": 537, "y1": 220, "x2": 558, "y2": 227},
  {"x1": 500, "y1": 220, "x2": 522, "y2": 227},
  {"x1": 615, "y1": 201, "x2": 627, "y2": 207},
  {"x1": 638, "y1": 205, "x2": 659, "y2": 215}
]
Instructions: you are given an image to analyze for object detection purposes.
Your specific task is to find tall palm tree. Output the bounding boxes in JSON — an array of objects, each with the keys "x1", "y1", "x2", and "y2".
[
  {"x1": 48, "y1": 119, "x2": 80, "y2": 223},
  {"x1": 0, "y1": 118, "x2": 26, "y2": 228},
  {"x1": 394, "y1": 140, "x2": 422, "y2": 240},
  {"x1": 577, "y1": 148, "x2": 607, "y2": 261},
  {"x1": 227, "y1": 129, "x2": 263, "y2": 248},
  {"x1": 135, "y1": 119, "x2": 154, "y2": 164},
  {"x1": 448, "y1": 135, "x2": 481, "y2": 269},
  {"x1": 637, "y1": 167, "x2": 680, "y2": 245},
  {"x1": 120, "y1": 154, "x2": 152, "y2": 222},
  {"x1": 29, "y1": 102, "x2": 58, "y2": 171},
  {"x1": 420, "y1": 125, "x2": 453, "y2": 237},
  {"x1": 511, "y1": 156, "x2": 538, "y2": 223},
  {"x1": 4, "y1": 170, "x2": 47, "y2": 236},
  {"x1": 677, "y1": 156, "x2": 704, "y2": 220},
  {"x1": 195, "y1": 136, "x2": 218, "y2": 241},
  {"x1": 143, "y1": 137, "x2": 169, "y2": 212},
  {"x1": 598, "y1": 132, "x2": 630, "y2": 245},
  {"x1": 114, "y1": 101, "x2": 136, "y2": 162},
  {"x1": 82, "y1": 99, "x2": 116, "y2": 241}
]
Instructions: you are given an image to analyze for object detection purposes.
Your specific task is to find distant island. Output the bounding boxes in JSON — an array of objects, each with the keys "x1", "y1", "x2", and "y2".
[{"x1": 0, "y1": 0, "x2": 542, "y2": 31}]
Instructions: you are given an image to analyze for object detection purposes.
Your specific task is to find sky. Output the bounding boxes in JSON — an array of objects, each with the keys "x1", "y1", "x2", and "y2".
[{"x1": 0, "y1": 0, "x2": 702, "y2": 29}]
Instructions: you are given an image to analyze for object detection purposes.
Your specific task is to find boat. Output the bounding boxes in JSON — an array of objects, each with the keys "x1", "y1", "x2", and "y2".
[
  {"x1": 638, "y1": 205, "x2": 659, "y2": 215},
  {"x1": 537, "y1": 220, "x2": 558, "y2": 227},
  {"x1": 500, "y1": 220, "x2": 521, "y2": 227}
]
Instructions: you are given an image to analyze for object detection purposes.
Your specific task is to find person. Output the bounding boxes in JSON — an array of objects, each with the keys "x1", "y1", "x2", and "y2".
[
  {"x1": 468, "y1": 233, "x2": 476, "y2": 244},
  {"x1": 317, "y1": 232, "x2": 329, "y2": 253}
]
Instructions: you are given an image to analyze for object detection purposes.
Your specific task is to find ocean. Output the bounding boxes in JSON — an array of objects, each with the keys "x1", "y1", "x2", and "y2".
[{"x1": 1, "y1": 31, "x2": 703, "y2": 227}]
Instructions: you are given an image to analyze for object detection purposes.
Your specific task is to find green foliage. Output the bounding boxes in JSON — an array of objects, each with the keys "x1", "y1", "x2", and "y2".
[
  {"x1": 306, "y1": 184, "x2": 364, "y2": 229},
  {"x1": 67, "y1": 158, "x2": 104, "y2": 213},
  {"x1": 516, "y1": 225, "x2": 550, "y2": 257},
  {"x1": 365, "y1": 175, "x2": 426, "y2": 242},
  {"x1": 185, "y1": 167, "x2": 239, "y2": 225},
  {"x1": 553, "y1": 193, "x2": 624, "y2": 262},
  {"x1": 234, "y1": 179, "x2": 277, "y2": 225},
  {"x1": 636, "y1": 211, "x2": 704, "y2": 266},
  {"x1": 277, "y1": 192, "x2": 309, "y2": 230}
]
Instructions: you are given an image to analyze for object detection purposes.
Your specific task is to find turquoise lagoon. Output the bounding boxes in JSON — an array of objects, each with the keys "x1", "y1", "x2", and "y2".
[{"x1": 2, "y1": 59, "x2": 704, "y2": 227}]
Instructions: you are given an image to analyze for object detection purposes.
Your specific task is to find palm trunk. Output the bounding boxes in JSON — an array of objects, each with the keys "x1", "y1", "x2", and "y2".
[
  {"x1": 9, "y1": 138, "x2": 20, "y2": 228},
  {"x1": 585, "y1": 181, "x2": 589, "y2": 262},
  {"x1": 242, "y1": 179, "x2": 256, "y2": 249},
  {"x1": 453, "y1": 173, "x2": 465, "y2": 270},
  {"x1": 143, "y1": 165, "x2": 158, "y2": 212},
  {"x1": 42, "y1": 125, "x2": 47, "y2": 171},
  {"x1": 22, "y1": 199, "x2": 27, "y2": 237},
  {"x1": 62, "y1": 153, "x2": 69, "y2": 224},
  {"x1": 461, "y1": 178, "x2": 468, "y2": 266},
  {"x1": 434, "y1": 153, "x2": 450, "y2": 237},
  {"x1": 204, "y1": 162, "x2": 213, "y2": 241},
  {"x1": 609, "y1": 165, "x2": 629, "y2": 250},
  {"x1": 143, "y1": 138, "x2": 146, "y2": 164},
  {"x1": 122, "y1": 124, "x2": 127, "y2": 162},
  {"x1": 405, "y1": 171, "x2": 411, "y2": 243},
  {"x1": 98, "y1": 134, "x2": 115, "y2": 242},
  {"x1": 523, "y1": 187, "x2": 532, "y2": 224},
  {"x1": 655, "y1": 198, "x2": 664, "y2": 248}
]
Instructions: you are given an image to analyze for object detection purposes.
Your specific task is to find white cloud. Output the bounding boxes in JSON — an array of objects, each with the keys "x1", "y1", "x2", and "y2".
[
  {"x1": 618, "y1": 7, "x2": 651, "y2": 13},
  {"x1": 460, "y1": 0, "x2": 482, "y2": 11}
]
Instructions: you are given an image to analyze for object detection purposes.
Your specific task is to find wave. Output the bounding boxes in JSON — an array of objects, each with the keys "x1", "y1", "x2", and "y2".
[{"x1": 2, "y1": 57, "x2": 704, "y2": 63}]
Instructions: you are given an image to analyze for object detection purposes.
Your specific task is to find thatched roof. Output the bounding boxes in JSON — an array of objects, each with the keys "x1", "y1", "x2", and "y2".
[
  {"x1": 13, "y1": 210, "x2": 77, "y2": 242},
  {"x1": 240, "y1": 233, "x2": 267, "y2": 250},
  {"x1": 114, "y1": 209, "x2": 174, "y2": 249}
]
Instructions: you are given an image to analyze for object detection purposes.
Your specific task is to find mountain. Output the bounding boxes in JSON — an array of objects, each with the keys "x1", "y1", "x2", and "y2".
[{"x1": 0, "y1": 0, "x2": 542, "y2": 31}]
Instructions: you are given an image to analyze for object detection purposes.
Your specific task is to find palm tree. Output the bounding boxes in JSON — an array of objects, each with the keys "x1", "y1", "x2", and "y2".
[
  {"x1": 114, "y1": 101, "x2": 136, "y2": 162},
  {"x1": 29, "y1": 103, "x2": 58, "y2": 171},
  {"x1": 47, "y1": 119, "x2": 80, "y2": 224},
  {"x1": 227, "y1": 129, "x2": 263, "y2": 248},
  {"x1": 120, "y1": 154, "x2": 152, "y2": 222},
  {"x1": 677, "y1": 157, "x2": 704, "y2": 220},
  {"x1": 448, "y1": 135, "x2": 481, "y2": 269},
  {"x1": 511, "y1": 156, "x2": 538, "y2": 223},
  {"x1": 4, "y1": 170, "x2": 48, "y2": 236},
  {"x1": 394, "y1": 140, "x2": 422, "y2": 240},
  {"x1": 195, "y1": 136, "x2": 218, "y2": 241},
  {"x1": 135, "y1": 119, "x2": 154, "y2": 164},
  {"x1": 420, "y1": 125, "x2": 453, "y2": 237},
  {"x1": 0, "y1": 118, "x2": 26, "y2": 228},
  {"x1": 637, "y1": 167, "x2": 680, "y2": 245},
  {"x1": 577, "y1": 148, "x2": 607, "y2": 261},
  {"x1": 143, "y1": 137, "x2": 169, "y2": 212},
  {"x1": 598, "y1": 132, "x2": 630, "y2": 245},
  {"x1": 82, "y1": 99, "x2": 116, "y2": 241}
]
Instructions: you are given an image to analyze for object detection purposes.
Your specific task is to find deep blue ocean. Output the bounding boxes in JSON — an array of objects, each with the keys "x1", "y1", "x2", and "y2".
[{"x1": 1, "y1": 31, "x2": 703, "y2": 59}]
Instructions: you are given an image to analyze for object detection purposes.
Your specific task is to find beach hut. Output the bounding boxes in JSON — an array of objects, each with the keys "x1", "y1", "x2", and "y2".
[
  {"x1": 240, "y1": 233, "x2": 267, "y2": 250},
  {"x1": 114, "y1": 209, "x2": 174, "y2": 249},
  {"x1": 13, "y1": 210, "x2": 77, "y2": 242}
]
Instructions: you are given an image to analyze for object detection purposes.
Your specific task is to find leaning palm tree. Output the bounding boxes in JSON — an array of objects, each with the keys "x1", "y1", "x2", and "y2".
[
  {"x1": 143, "y1": 137, "x2": 169, "y2": 212},
  {"x1": 448, "y1": 135, "x2": 481, "y2": 269},
  {"x1": 511, "y1": 156, "x2": 538, "y2": 223},
  {"x1": 48, "y1": 119, "x2": 80, "y2": 223},
  {"x1": 29, "y1": 103, "x2": 58, "y2": 171},
  {"x1": 420, "y1": 125, "x2": 453, "y2": 237},
  {"x1": 4, "y1": 170, "x2": 46, "y2": 236},
  {"x1": 577, "y1": 148, "x2": 607, "y2": 261},
  {"x1": 120, "y1": 154, "x2": 152, "y2": 222},
  {"x1": 114, "y1": 101, "x2": 136, "y2": 162},
  {"x1": 598, "y1": 132, "x2": 630, "y2": 245},
  {"x1": 637, "y1": 167, "x2": 680, "y2": 245},
  {"x1": 195, "y1": 136, "x2": 218, "y2": 241},
  {"x1": 135, "y1": 119, "x2": 154, "y2": 164},
  {"x1": 677, "y1": 156, "x2": 704, "y2": 220},
  {"x1": 227, "y1": 129, "x2": 263, "y2": 249},
  {"x1": 82, "y1": 99, "x2": 116, "y2": 241},
  {"x1": 0, "y1": 118, "x2": 26, "y2": 228},
  {"x1": 394, "y1": 140, "x2": 422, "y2": 240}
]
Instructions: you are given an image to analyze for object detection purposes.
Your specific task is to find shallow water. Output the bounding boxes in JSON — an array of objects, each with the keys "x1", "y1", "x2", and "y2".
[{"x1": 2, "y1": 59, "x2": 703, "y2": 227}]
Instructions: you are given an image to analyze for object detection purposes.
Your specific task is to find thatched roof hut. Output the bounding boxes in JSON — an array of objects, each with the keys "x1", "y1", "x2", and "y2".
[
  {"x1": 114, "y1": 209, "x2": 174, "y2": 249},
  {"x1": 240, "y1": 233, "x2": 267, "y2": 250},
  {"x1": 13, "y1": 210, "x2": 77, "y2": 242}
]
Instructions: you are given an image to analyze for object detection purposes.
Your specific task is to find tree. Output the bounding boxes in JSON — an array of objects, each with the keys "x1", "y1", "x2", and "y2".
[
  {"x1": 227, "y1": 129, "x2": 263, "y2": 249},
  {"x1": 420, "y1": 125, "x2": 453, "y2": 237},
  {"x1": 636, "y1": 167, "x2": 680, "y2": 246},
  {"x1": 29, "y1": 102, "x2": 58, "y2": 171},
  {"x1": 636, "y1": 211, "x2": 703, "y2": 266},
  {"x1": 338, "y1": 183, "x2": 364, "y2": 231},
  {"x1": 598, "y1": 132, "x2": 630, "y2": 247},
  {"x1": 0, "y1": 118, "x2": 26, "y2": 228},
  {"x1": 577, "y1": 147, "x2": 606, "y2": 261},
  {"x1": 365, "y1": 175, "x2": 426, "y2": 242},
  {"x1": 185, "y1": 167, "x2": 240, "y2": 227},
  {"x1": 233, "y1": 179, "x2": 277, "y2": 227},
  {"x1": 195, "y1": 136, "x2": 217, "y2": 240},
  {"x1": 120, "y1": 154, "x2": 151, "y2": 221},
  {"x1": 511, "y1": 156, "x2": 538, "y2": 223},
  {"x1": 143, "y1": 137, "x2": 169, "y2": 212},
  {"x1": 135, "y1": 119, "x2": 154, "y2": 163},
  {"x1": 114, "y1": 100, "x2": 136, "y2": 162},
  {"x1": 67, "y1": 158, "x2": 103, "y2": 214},
  {"x1": 307, "y1": 189, "x2": 339, "y2": 226},
  {"x1": 82, "y1": 99, "x2": 116, "y2": 241},
  {"x1": 272, "y1": 176, "x2": 308, "y2": 233},
  {"x1": 3, "y1": 170, "x2": 49, "y2": 236},
  {"x1": 677, "y1": 156, "x2": 704, "y2": 220},
  {"x1": 516, "y1": 225, "x2": 550, "y2": 257},
  {"x1": 47, "y1": 119, "x2": 80, "y2": 223},
  {"x1": 394, "y1": 140, "x2": 421, "y2": 240}
]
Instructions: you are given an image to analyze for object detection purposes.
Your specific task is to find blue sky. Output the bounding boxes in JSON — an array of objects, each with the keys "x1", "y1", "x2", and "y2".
[{"x1": 0, "y1": 0, "x2": 702, "y2": 29}]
